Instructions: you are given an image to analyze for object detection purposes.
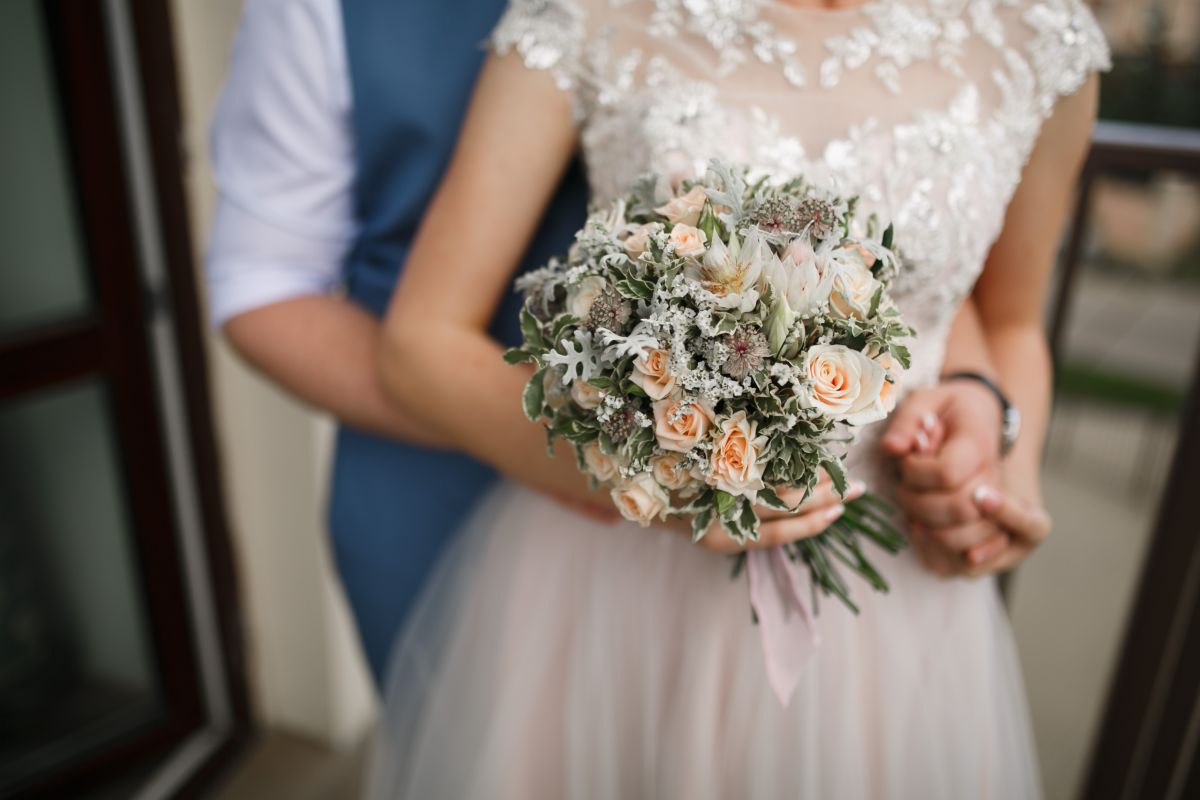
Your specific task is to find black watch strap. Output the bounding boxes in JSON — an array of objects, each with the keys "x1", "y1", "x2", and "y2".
[{"x1": 940, "y1": 371, "x2": 1021, "y2": 456}]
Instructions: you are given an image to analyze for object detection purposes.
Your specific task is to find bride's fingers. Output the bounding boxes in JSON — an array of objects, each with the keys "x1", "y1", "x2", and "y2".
[
  {"x1": 963, "y1": 532, "x2": 1011, "y2": 574},
  {"x1": 972, "y1": 485, "x2": 1052, "y2": 545},
  {"x1": 758, "y1": 478, "x2": 865, "y2": 521},
  {"x1": 754, "y1": 503, "x2": 846, "y2": 548}
]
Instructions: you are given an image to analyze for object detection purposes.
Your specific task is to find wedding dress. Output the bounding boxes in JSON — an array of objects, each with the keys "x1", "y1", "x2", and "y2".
[{"x1": 367, "y1": 1, "x2": 1109, "y2": 797}]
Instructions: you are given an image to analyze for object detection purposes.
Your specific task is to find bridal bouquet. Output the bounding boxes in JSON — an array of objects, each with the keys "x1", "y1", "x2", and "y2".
[{"x1": 506, "y1": 161, "x2": 912, "y2": 614}]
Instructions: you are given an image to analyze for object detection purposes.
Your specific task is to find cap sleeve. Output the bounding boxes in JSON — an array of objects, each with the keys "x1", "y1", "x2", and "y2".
[
  {"x1": 490, "y1": 0, "x2": 589, "y2": 96},
  {"x1": 1016, "y1": 0, "x2": 1112, "y2": 118}
]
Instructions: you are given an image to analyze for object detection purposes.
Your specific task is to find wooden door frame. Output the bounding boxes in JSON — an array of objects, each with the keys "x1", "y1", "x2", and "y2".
[{"x1": 0, "y1": 0, "x2": 251, "y2": 795}]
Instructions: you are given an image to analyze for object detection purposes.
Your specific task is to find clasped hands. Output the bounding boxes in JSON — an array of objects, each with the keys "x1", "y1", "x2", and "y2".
[
  {"x1": 880, "y1": 380, "x2": 1052, "y2": 578},
  {"x1": 563, "y1": 380, "x2": 1050, "y2": 576}
]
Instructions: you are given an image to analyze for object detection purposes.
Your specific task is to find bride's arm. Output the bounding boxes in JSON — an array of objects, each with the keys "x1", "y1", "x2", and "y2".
[
  {"x1": 377, "y1": 54, "x2": 597, "y2": 504},
  {"x1": 378, "y1": 54, "x2": 849, "y2": 546},
  {"x1": 961, "y1": 73, "x2": 1100, "y2": 569}
]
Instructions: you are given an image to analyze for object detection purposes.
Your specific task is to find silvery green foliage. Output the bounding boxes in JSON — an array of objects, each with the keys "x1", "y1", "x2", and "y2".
[{"x1": 507, "y1": 161, "x2": 913, "y2": 599}]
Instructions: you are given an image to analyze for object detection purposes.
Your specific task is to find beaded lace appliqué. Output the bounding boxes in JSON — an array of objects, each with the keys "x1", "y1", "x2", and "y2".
[{"x1": 492, "y1": 0, "x2": 1110, "y2": 381}]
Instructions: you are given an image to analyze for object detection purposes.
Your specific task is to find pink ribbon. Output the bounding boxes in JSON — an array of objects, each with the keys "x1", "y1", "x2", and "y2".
[{"x1": 747, "y1": 546, "x2": 820, "y2": 706}]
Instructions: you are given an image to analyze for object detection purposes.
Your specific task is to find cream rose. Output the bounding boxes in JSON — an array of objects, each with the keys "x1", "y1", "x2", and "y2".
[
  {"x1": 652, "y1": 398, "x2": 715, "y2": 453},
  {"x1": 631, "y1": 348, "x2": 677, "y2": 400},
  {"x1": 623, "y1": 223, "x2": 658, "y2": 258},
  {"x1": 803, "y1": 344, "x2": 889, "y2": 426},
  {"x1": 650, "y1": 452, "x2": 698, "y2": 492},
  {"x1": 707, "y1": 411, "x2": 768, "y2": 498},
  {"x1": 567, "y1": 275, "x2": 609, "y2": 322},
  {"x1": 827, "y1": 248, "x2": 882, "y2": 321},
  {"x1": 611, "y1": 472, "x2": 670, "y2": 527},
  {"x1": 654, "y1": 185, "x2": 708, "y2": 227},
  {"x1": 571, "y1": 378, "x2": 603, "y2": 410},
  {"x1": 582, "y1": 440, "x2": 621, "y2": 483},
  {"x1": 669, "y1": 224, "x2": 707, "y2": 259},
  {"x1": 842, "y1": 241, "x2": 878, "y2": 269}
]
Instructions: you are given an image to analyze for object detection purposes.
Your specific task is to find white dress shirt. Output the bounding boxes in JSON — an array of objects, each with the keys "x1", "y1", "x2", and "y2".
[{"x1": 205, "y1": 0, "x2": 356, "y2": 327}]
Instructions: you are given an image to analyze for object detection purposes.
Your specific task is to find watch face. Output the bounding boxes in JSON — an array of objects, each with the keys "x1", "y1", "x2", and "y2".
[{"x1": 1002, "y1": 407, "x2": 1022, "y2": 448}]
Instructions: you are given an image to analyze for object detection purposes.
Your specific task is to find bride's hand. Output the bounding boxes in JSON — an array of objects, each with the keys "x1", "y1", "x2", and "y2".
[
  {"x1": 908, "y1": 482, "x2": 1052, "y2": 578},
  {"x1": 681, "y1": 474, "x2": 864, "y2": 554}
]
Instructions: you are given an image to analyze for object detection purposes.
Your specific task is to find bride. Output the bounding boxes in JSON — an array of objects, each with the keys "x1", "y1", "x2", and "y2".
[{"x1": 368, "y1": 0, "x2": 1108, "y2": 796}]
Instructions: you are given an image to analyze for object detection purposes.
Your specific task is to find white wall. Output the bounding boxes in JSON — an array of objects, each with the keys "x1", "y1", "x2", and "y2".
[{"x1": 168, "y1": 0, "x2": 377, "y2": 748}]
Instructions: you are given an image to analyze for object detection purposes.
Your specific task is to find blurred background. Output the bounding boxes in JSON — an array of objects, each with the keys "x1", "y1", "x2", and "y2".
[{"x1": 0, "y1": 0, "x2": 1196, "y2": 798}]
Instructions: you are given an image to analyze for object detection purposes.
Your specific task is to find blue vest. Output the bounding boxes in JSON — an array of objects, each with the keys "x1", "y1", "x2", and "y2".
[{"x1": 332, "y1": 0, "x2": 588, "y2": 683}]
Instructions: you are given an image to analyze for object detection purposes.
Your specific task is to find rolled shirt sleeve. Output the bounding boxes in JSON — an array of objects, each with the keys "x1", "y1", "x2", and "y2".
[{"x1": 205, "y1": 0, "x2": 356, "y2": 328}]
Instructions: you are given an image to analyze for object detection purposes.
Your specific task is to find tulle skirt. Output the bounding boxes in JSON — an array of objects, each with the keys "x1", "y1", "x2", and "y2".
[{"x1": 365, "y1": 481, "x2": 1041, "y2": 799}]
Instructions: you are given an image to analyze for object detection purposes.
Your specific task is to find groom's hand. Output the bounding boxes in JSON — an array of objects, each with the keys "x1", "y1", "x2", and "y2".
[{"x1": 883, "y1": 382, "x2": 1009, "y2": 576}]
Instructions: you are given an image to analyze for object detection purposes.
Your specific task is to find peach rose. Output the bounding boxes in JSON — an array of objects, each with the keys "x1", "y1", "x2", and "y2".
[
  {"x1": 571, "y1": 378, "x2": 603, "y2": 410},
  {"x1": 803, "y1": 344, "x2": 888, "y2": 426},
  {"x1": 611, "y1": 472, "x2": 670, "y2": 527},
  {"x1": 652, "y1": 398, "x2": 715, "y2": 453},
  {"x1": 655, "y1": 185, "x2": 708, "y2": 227},
  {"x1": 623, "y1": 223, "x2": 658, "y2": 258},
  {"x1": 631, "y1": 348, "x2": 677, "y2": 400},
  {"x1": 669, "y1": 224, "x2": 707, "y2": 259},
  {"x1": 581, "y1": 440, "x2": 620, "y2": 483},
  {"x1": 707, "y1": 411, "x2": 768, "y2": 498},
  {"x1": 650, "y1": 452, "x2": 699, "y2": 492}
]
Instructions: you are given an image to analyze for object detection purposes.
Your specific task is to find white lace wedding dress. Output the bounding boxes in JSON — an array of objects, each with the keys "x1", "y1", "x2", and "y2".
[{"x1": 367, "y1": 1, "x2": 1109, "y2": 797}]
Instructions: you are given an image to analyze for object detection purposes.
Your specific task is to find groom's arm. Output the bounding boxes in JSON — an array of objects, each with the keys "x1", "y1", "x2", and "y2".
[
  {"x1": 225, "y1": 297, "x2": 443, "y2": 445},
  {"x1": 207, "y1": 0, "x2": 442, "y2": 446}
]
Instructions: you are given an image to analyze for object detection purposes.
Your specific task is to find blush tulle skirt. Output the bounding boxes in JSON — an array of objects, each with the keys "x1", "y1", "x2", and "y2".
[{"x1": 364, "y1": 481, "x2": 1041, "y2": 799}]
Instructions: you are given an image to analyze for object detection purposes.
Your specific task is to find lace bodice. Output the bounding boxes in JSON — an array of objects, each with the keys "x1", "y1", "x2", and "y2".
[{"x1": 493, "y1": 0, "x2": 1107, "y2": 417}]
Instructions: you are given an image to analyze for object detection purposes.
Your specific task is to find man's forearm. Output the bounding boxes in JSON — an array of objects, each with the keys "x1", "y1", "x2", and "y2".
[{"x1": 223, "y1": 295, "x2": 447, "y2": 446}]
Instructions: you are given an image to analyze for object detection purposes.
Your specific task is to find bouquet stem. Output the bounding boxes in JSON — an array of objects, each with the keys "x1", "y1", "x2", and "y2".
[{"x1": 731, "y1": 492, "x2": 906, "y2": 616}]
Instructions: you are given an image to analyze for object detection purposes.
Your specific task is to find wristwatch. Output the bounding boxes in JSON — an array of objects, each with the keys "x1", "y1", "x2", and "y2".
[{"x1": 941, "y1": 371, "x2": 1021, "y2": 456}]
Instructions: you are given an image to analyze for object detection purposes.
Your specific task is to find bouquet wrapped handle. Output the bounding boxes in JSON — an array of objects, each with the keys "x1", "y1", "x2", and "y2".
[{"x1": 747, "y1": 546, "x2": 820, "y2": 706}]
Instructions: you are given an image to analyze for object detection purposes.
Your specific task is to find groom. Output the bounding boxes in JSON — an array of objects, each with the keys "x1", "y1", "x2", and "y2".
[
  {"x1": 207, "y1": 0, "x2": 587, "y2": 682},
  {"x1": 209, "y1": 0, "x2": 1018, "y2": 686}
]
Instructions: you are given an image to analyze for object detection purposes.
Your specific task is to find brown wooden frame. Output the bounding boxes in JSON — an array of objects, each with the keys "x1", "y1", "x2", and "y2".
[{"x1": 0, "y1": 0, "x2": 250, "y2": 796}]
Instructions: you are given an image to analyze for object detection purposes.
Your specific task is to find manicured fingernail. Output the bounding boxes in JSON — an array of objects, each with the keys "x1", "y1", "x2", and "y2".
[
  {"x1": 826, "y1": 504, "x2": 846, "y2": 521},
  {"x1": 920, "y1": 411, "x2": 938, "y2": 431},
  {"x1": 973, "y1": 484, "x2": 1000, "y2": 507},
  {"x1": 914, "y1": 429, "x2": 931, "y2": 452},
  {"x1": 847, "y1": 480, "x2": 867, "y2": 498}
]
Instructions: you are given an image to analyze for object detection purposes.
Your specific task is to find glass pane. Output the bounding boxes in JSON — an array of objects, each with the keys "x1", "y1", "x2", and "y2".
[
  {"x1": 0, "y1": 0, "x2": 91, "y2": 335},
  {"x1": 0, "y1": 380, "x2": 162, "y2": 790},
  {"x1": 1010, "y1": 168, "x2": 1200, "y2": 799},
  {"x1": 1093, "y1": 0, "x2": 1200, "y2": 129}
]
